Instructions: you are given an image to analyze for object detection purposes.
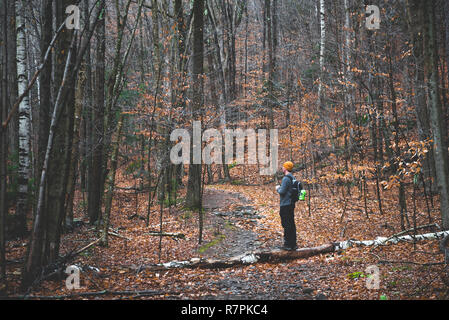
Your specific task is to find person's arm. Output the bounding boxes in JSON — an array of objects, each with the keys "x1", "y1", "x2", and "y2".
[{"x1": 277, "y1": 176, "x2": 291, "y2": 195}]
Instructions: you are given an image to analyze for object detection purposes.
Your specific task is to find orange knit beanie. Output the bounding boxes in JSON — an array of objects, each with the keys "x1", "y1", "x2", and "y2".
[{"x1": 283, "y1": 161, "x2": 294, "y2": 172}]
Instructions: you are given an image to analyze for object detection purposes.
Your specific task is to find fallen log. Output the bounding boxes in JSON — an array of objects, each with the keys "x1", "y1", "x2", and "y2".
[
  {"x1": 335, "y1": 230, "x2": 449, "y2": 251},
  {"x1": 145, "y1": 232, "x2": 185, "y2": 239},
  {"x1": 108, "y1": 231, "x2": 130, "y2": 241},
  {"x1": 70, "y1": 231, "x2": 130, "y2": 255},
  {"x1": 129, "y1": 230, "x2": 449, "y2": 272},
  {"x1": 5, "y1": 289, "x2": 177, "y2": 300},
  {"x1": 129, "y1": 243, "x2": 335, "y2": 272},
  {"x1": 73, "y1": 238, "x2": 102, "y2": 256},
  {"x1": 378, "y1": 223, "x2": 439, "y2": 244}
]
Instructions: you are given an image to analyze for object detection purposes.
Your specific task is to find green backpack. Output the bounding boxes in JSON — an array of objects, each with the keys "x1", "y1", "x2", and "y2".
[{"x1": 286, "y1": 175, "x2": 306, "y2": 202}]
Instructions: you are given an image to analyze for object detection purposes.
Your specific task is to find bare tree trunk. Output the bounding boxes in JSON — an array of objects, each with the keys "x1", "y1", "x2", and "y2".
[
  {"x1": 44, "y1": 0, "x2": 76, "y2": 263},
  {"x1": 406, "y1": 0, "x2": 437, "y2": 189},
  {"x1": 101, "y1": 0, "x2": 137, "y2": 202},
  {"x1": 101, "y1": 114, "x2": 125, "y2": 247},
  {"x1": 15, "y1": 0, "x2": 31, "y2": 237},
  {"x1": 264, "y1": 0, "x2": 274, "y2": 127},
  {"x1": 38, "y1": 0, "x2": 52, "y2": 167},
  {"x1": 424, "y1": 1, "x2": 449, "y2": 230},
  {"x1": 100, "y1": 0, "x2": 143, "y2": 244},
  {"x1": 388, "y1": 48, "x2": 410, "y2": 230},
  {"x1": 151, "y1": 0, "x2": 167, "y2": 202},
  {"x1": 22, "y1": 1, "x2": 105, "y2": 288},
  {"x1": 445, "y1": 0, "x2": 449, "y2": 103},
  {"x1": 23, "y1": 31, "x2": 77, "y2": 288},
  {"x1": 186, "y1": 0, "x2": 204, "y2": 210},
  {"x1": 6, "y1": 0, "x2": 18, "y2": 169},
  {"x1": 317, "y1": 0, "x2": 325, "y2": 109},
  {"x1": 0, "y1": 0, "x2": 7, "y2": 291},
  {"x1": 206, "y1": 1, "x2": 230, "y2": 180},
  {"x1": 88, "y1": 3, "x2": 105, "y2": 225},
  {"x1": 65, "y1": 64, "x2": 86, "y2": 228}
]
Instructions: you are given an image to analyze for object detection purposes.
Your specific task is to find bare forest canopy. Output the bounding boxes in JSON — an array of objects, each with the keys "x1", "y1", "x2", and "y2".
[{"x1": 0, "y1": 0, "x2": 449, "y2": 300}]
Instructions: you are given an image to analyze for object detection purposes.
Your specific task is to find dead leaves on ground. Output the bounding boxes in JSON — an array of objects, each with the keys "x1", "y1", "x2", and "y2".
[{"x1": 3, "y1": 171, "x2": 449, "y2": 299}]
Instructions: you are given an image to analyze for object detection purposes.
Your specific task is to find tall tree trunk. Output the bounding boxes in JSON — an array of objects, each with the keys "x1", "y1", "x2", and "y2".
[
  {"x1": 151, "y1": 0, "x2": 166, "y2": 202},
  {"x1": 444, "y1": 0, "x2": 449, "y2": 145},
  {"x1": 445, "y1": 0, "x2": 449, "y2": 89},
  {"x1": 174, "y1": 0, "x2": 186, "y2": 71},
  {"x1": 101, "y1": 114, "x2": 125, "y2": 247},
  {"x1": 206, "y1": 1, "x2": 230, "y2": 180},
  {"x1": 268, "y1": 0, "x2": 278, "y2": 128},
  {"x1": 406, "y1": 0, "x2": 437, "y2": 189},
  {"x1": 82, "y1": 0, "x2": 92, "y2": 195},
  {"x1": 88, "y1": 3, "x2": 106, "y2": 225},
  {"x1": 44, "y1": 0, "x2": 75, "y2": 263},
  {"x1": 220, "y1": 0, "x2": 236, "y2": 101},
  {"x1": 264, "y1": 0, "x2": 274, "y2": 127},
  {"x1": 65, "y1": 64, "x2": 86, "y2": 228},
  {"x1": 101, "y1": 0, "x2": 136, "y2": 203},
  {"x1": 36, "y1": 0, "x2": 53, "y2": 247},
  {"x1": 6, "y1": 0, "x2": 18, "y2": 170},
  {"x1": 424, "y1": 1, "x2": 449, "y2": 230},
  {"x1": 15, "y1": 0, "x2": 31, "y2": 237},
  {"x1": 173, "y1": 0, "x2": 188, "y2": 187},
  {"x1": 387, "y1": 47, "x2": 410, "y2": 231},
  {"x1": 186, "y1": 0, "x2": 204, "y2": 210},
  {"x1": 317, "y1": 0, "x2": 325, "y2": 109},
  {"x1": 38, "y1": 0, "x2": 52, "y2": 180},
  {"x1": 0, "y1": 0, "x2": 7, "y2": 292},
  {"x1": 22, "y1": 0, "x2": 104, "y2": 289},
  {"x1": 23, "y1": 31, "x2": 77, "y2": 289}
]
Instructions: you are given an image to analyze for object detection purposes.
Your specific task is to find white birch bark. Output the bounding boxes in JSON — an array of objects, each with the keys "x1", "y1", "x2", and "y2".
[
  {"x1": 317, "y1": 0, "x2": 325, "y2": 108},
  {"x1": 343, "y1": 0, "x2": 353, "y2": 150},
  {"x1": 15, "y1": 0, "x2": 30, "y2": 221},
  {"x1": 335, "y1": 231, "x2": 449, "y2": 250},
  {"x1": 343, "y1": 0, "x2": 351, "y2": 88},
  {"x1": 129, "y1": 230, "x2": 449, "y2": 271}
]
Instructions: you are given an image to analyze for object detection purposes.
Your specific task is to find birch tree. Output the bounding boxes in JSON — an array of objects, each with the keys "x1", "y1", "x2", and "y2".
[
  {"x1": 15, "y1": 0, "x2": 31, "y2": 237},
  {"x1": 23, "y1": 0, "x2": 105, "y2": 288},
  {"x1": 317, "y1": 0, "x2": 325, "y2": 109}
]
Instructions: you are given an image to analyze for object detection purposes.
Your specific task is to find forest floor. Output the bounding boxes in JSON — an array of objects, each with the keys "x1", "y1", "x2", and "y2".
[{"x1": 3, "y1": 176, "x2": 449, "y2": 300}]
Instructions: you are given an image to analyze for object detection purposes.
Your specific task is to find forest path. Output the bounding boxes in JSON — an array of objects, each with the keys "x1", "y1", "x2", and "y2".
[
  {"x1": 199, "y1": 188, "x2": 261, "y2": 260},
  {"x1": 186, "y1": 187, "x2": 322, "y2": 299}
]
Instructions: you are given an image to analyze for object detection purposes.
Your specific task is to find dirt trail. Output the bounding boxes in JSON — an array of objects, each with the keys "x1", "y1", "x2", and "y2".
[
  {"x1": 186, "y1": 188, "x2": 323, "y2": 300},
  {"x1": 200, "y1": 189, "x2": 260, "y2": 260}
]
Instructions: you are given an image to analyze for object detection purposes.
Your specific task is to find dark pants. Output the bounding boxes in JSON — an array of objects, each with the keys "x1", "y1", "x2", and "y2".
[{"x1": 280, "y1": 204, "x2": 296, "y2": 248}]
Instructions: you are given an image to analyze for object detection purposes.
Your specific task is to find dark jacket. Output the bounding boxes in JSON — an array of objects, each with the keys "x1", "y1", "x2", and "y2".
[{"x1": 277, "y1": 173, "x2": 294, "y2": 207}]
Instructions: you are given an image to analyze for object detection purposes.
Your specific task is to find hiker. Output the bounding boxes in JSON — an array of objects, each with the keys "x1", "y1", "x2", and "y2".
[{"x1": 275, "y1": 161, "x2": 298, "y2": 251}]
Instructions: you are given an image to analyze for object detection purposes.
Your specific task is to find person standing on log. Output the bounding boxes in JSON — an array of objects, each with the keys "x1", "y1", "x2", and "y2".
[{"x1": 275, "y1": 161, "x2": 298, "y2": 251}]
